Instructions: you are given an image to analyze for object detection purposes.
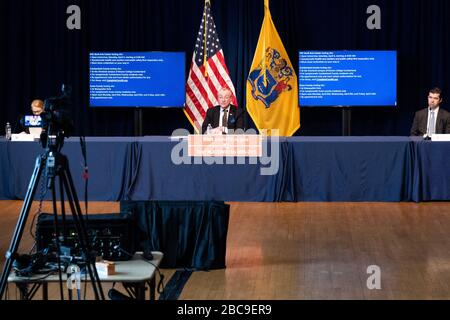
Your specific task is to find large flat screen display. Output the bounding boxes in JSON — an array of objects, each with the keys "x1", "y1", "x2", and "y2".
[
  {"x1": 89, "y1": 51, "x2": 185, "y2": 107},
  {"x1": 299, "y1": 51, "x2": 397, "y2": 106}
]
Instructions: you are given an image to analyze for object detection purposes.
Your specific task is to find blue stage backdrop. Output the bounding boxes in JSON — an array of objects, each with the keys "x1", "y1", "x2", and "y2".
[{"x1": 0, "y1": 0, "x2": 449, "y2": 136}]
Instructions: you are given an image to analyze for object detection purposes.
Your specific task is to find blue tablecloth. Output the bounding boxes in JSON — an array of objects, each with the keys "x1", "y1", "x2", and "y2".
[
  {"x1": 0, "y1": 136, "x2": 449, "y2": 202},
  {"x1": 412, "y1": 140, "x2": 450, "y2": 201},
  {"x1": 0, "y1": 137, "x2": 135, "y2": 201},
  {"x1": 287, "y1": 137, "x2": 415, "y2": 201}
]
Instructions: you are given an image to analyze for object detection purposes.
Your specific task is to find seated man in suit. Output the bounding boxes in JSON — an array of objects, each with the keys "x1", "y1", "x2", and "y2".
[
  {"x1": 201, "y1": 87, "x2": 244, "y2": 134},
  {"x1": 410, "y1": 87, "x2": 450, "y2": 136}
]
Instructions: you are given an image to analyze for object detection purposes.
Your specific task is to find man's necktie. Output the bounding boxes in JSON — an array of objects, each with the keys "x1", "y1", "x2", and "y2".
[
  {"x1": 222, "y1": 109, "x2": 228, "y2": 132},
  {"x1": 428, "y1": 111, "x2": 435, "y2": 135}
]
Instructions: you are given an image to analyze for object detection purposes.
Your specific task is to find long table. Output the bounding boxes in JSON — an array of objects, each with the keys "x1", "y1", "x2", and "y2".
[
  {"x1": 8, "y1": 251, "x2": 163, "y2": 300},
  {"x1": 0, "y1": 136, "x2": 449, "y2": 202}
]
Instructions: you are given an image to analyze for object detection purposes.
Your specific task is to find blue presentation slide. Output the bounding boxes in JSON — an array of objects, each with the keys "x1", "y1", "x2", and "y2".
[
  {"x1": 89, "y1": 52, "x2": 185, "y2": 107},
  {"x1": 299, "y1": 51, "x2": 397, "y2": 107}
]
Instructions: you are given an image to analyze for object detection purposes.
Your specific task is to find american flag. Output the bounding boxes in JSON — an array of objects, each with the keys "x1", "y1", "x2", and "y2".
[{"x1": 184, "y1": 0, "x2": 238, "y2": 132}]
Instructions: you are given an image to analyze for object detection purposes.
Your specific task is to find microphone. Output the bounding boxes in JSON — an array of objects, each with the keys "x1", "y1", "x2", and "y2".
[
  {"x1": 112, "y1": 245, "x2": 153, "y2": 261},
  {"x1": 113, "y1": 245, "x2": 133, "y2": 258}
]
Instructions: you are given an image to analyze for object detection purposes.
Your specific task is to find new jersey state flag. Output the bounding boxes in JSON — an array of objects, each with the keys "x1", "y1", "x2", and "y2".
[{"x1": 246, "y1": 0, "x2": 300, "y2": 136}]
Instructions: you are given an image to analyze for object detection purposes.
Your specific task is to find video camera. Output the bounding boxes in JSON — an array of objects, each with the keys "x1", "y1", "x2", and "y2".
[{"x1": 40, "y1": 84, "x2": 75, "y2": 149}]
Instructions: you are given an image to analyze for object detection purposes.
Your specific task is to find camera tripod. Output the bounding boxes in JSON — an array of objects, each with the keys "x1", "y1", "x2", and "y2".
[{"x1": 0, "y1": 137, "x2": 105, "y2": 300}]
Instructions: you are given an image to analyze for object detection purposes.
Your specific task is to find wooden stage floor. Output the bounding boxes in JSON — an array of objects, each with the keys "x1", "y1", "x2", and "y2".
[{"x1": 1, "y1": 200, "x2": 450, "y2": 300}]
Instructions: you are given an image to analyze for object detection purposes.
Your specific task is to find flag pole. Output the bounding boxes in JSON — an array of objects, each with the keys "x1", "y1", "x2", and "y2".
[
  {"x1": 203, "y1": 0, "x2": 209, "y2": 77},
  {"x1": 262, "y1": 0, "x2": 269, "y2": 86}
]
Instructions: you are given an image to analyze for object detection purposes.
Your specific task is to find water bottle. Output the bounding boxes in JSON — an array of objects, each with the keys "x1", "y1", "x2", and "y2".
[
  {"x1": 5, "y1": 122, "x2": 11, "y2": 140},
  {"x1": 207, "y1": 124, "x2": 212, "y2": 135}
]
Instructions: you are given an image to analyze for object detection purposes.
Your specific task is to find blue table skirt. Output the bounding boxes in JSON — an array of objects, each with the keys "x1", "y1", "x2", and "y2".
[
  {"x1": 412, "y1": 140, "x2": 450, "y2": 201},
  {"x1": 0, "y1": 136, "x2": 449, "y2": 202}
]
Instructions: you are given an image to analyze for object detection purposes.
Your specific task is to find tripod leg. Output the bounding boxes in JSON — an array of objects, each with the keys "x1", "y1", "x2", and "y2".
[
  {"x1": 59, "y1": 176, "x2": 68, "y2": 245},
  {"x1": 60, "y1": 172, "x2": 103, "y2": 300},
  {"x1": 50, "y1": 183, "x2": 65, "y2": 300},
  {"x1": 0, "y1": 155, "x2": 45, "y2": 299},
  {"x1": 59, "y1": 156, "x2": 105, "y2": 300}
]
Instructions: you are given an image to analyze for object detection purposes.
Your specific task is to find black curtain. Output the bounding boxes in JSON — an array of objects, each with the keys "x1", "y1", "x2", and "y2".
[
  {"x1": 1, "y1": 0, "x2": 449, "y2": 136},
  {"x1": 120, "y1": 200, "x2": 230, "y2": 270}
]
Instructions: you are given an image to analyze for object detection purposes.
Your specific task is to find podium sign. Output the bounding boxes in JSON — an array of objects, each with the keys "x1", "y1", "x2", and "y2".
[{"x1": 188, "y1": 135, "x2": 263, "y2": 157}]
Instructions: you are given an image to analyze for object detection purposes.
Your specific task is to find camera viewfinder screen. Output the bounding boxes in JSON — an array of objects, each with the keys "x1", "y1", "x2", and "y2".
[{"x1": 24, "y1": 115, "x2": 42, "y2": 127}]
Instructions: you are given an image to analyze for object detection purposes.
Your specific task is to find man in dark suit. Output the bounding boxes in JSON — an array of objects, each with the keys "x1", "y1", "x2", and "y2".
[
  {"x1": 201, "y1": 88, "x2": 244, "y2": 134},
  {"x1": 410, "y1": 87, "x2": 450, "y2": 136}
]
